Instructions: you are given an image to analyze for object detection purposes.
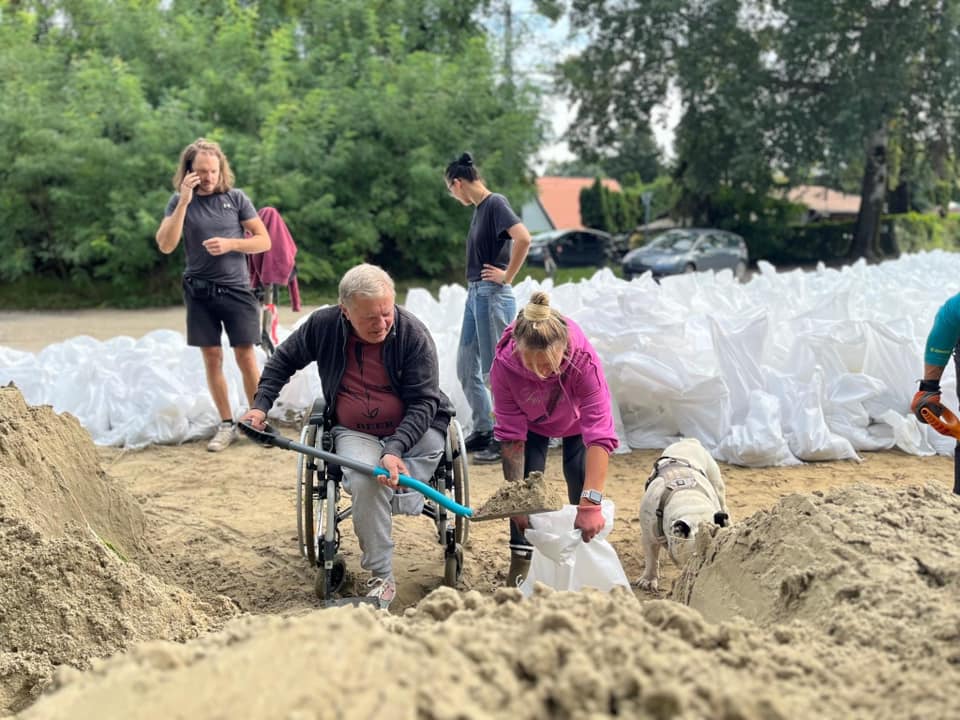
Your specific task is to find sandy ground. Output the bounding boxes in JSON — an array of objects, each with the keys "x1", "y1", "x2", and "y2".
[{"x1": 2, "y1": 307, "x2": 959, "y2": 718}]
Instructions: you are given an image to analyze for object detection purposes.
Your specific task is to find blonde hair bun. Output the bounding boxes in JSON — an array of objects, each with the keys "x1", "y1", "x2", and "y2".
[{"x1": 522, "y1": 291, "x2": 552, "y2": 322}]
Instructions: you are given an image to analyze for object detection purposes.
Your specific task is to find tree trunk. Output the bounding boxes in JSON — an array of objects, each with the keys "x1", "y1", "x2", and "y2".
[
  {"x1": 849, "y1": 125, "x2": 888, "y2": 261},
  {"x1": 888, "y1": 181, "x2": 910, "y2": 214}
]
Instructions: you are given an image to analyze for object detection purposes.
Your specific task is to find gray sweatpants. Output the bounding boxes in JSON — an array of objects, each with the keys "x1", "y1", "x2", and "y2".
[{"x1": 331, "y1": 426, "x2": 445, "y2": 581}]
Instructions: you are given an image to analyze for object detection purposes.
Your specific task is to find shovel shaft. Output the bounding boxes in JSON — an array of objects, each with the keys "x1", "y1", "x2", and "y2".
[{"x1": 269, "y1": 432, "x2": 474, "y2": 518}]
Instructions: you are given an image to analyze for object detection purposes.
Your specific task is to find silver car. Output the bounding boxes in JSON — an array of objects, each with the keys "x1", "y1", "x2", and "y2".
[{"x1": 621, "y1": 228, "x2": 749, "y2": 281}]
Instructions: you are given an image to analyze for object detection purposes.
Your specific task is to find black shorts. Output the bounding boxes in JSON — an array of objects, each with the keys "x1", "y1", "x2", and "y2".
[{"x1": 182, "y1": 276, "x2": 260, "y2": 348}]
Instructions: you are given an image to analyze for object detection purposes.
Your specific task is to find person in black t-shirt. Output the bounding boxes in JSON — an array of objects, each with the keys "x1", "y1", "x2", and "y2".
[
  {"x1": 444, "y1": 152, "x2": 532, "y2": 464},
  {"x1": 156, "y1": 138, "x2": 271, "y2": 452}
]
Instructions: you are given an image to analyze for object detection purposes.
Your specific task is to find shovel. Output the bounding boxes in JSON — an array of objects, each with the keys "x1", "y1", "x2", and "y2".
[
  {"x1": 238, "y1": 422, "x2": 558, "y2": 521},
  {"x1": 239, "y1": 421, "x2": 475, "y2": 517}
]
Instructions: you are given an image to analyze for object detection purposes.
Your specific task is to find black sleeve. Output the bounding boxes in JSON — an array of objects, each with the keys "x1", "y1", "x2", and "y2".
[
  {"x1": 492, "y1": 195, "x2": 521, "y2": 236},
  {"x1": 252, "y1": 315, "x2": 321, "y2": 413},
  {"x1": 381, "y1": 322, "x2": 442, "y2": 459}
]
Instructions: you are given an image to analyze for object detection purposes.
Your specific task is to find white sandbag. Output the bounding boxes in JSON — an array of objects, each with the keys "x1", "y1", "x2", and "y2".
[
  {"x1": 715, "y1": 390, "x2": 801, "y2": 467},
  {"x1": 519, "y1": 500, "x2": 630, "y2": 596},
  {"x1": 4, "y1": 251, "x2": 960, "y2": 459}
]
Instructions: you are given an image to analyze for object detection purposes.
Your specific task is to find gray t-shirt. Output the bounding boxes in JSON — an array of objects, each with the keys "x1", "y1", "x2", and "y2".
[
  {"x1": 164, "y1": 188, "x2": 257, "y2": 286},
  {"x1": 465, "y1": 193, "x2": 521, "y2": 282}
]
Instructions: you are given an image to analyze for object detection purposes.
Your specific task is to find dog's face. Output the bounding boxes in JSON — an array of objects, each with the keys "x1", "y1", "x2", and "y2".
[{"x1": 665, "y1": 512, "x2": 729, "y2": 566}]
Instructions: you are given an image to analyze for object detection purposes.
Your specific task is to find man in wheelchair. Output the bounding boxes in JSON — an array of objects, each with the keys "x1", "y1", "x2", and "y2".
[{"x1": 241, "y1": 263, "x2": 454, "y2": 609}]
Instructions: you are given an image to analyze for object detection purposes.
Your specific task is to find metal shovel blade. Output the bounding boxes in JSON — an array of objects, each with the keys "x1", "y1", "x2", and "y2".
[{"x1": 469, "y1": 506, "x2": 557, "y2": 522}]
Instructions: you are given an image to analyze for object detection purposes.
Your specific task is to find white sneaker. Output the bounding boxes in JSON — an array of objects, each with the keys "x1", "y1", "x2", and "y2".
[
  {"x1": 207, "y1": 422, "x2": 237, "y2": 452},
  {"x1": 365, "y1": 576, "x2": 397, "y2": 610}
]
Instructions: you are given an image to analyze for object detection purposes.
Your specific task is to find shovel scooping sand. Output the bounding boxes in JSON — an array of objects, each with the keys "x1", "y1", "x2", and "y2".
[
  {"x1": 469, "y1": 471, "x2": 567, "y2": 521},
  {"x1": 238, "y1": 423, "x2": 564, "y2": 520}
]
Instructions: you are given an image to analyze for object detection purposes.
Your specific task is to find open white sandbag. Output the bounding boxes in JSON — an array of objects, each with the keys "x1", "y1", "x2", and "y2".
[{"x1": 519, "y1": 500, "x2": 630, "y2": 595}]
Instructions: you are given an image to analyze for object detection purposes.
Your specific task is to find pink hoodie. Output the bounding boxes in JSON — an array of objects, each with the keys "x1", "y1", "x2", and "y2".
[{"x1": 489, "y1": 318, "x2": 619, "y2": 453}]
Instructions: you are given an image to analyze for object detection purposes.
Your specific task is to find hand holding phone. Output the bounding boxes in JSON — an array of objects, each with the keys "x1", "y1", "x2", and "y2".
[{"x1": 179, "y1": 163, "x2": 201, "y2": 200}]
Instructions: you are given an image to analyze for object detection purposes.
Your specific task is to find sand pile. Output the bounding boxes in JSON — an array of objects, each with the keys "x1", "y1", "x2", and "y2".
[
  {"x1": 17, "y1": 579, "x2": 957, "y2": 720},
  {"x1": 17, "y1": 478, "x2": 960, "y2": 719},
  {"x1": 673, "y1": 482, "x2": 960, "y2": 712},
  {"x1": 0, "y1": 387, "x2": 232, "y2": 715},
  {"x1": 472, "y1": 471, "x2": 567, "y2": 520}
]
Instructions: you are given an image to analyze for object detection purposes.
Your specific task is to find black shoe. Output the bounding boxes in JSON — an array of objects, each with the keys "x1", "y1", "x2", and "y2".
[
  {"x1": 464, "y1": 430, "x2": 493, "y2": 452},
  {"x1": 473, "y1": 440, "x2": 501, "y2": 464}
]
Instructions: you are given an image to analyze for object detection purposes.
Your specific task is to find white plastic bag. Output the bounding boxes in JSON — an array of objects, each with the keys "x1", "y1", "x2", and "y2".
[{"x1": 519, "y1": 500, "x2": 630, "y2": 596}]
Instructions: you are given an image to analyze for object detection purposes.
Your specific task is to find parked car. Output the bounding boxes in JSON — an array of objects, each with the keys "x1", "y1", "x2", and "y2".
[
  {"x1": 621, "y1": 228, "x2": 749, "y2": 281},
  {"x1": 526, "y1": 228, "x2": 618, "y2": 269}
]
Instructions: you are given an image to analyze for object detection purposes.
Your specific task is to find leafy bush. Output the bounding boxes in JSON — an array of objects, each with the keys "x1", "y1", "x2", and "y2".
[{"x1": 889, "y1": 212, "x2": 960, "y2": 252}]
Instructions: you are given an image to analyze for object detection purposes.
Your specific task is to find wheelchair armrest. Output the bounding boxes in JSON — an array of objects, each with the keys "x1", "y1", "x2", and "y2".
[{"x1": 307, "y1": 397, "x2": 326, "y2": 427}]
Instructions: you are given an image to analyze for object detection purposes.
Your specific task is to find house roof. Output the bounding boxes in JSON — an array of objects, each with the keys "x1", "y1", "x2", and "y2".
[
  {"x1": 786, "y1": 185, "x2": 860, "y2": 216},
  {"x1": 535, "y1": 176, "x2": 623, "y2": 230}
]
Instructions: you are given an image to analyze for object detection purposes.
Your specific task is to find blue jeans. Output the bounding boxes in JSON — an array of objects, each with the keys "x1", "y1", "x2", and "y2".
[{"x1": 457, "y1": 281, "x2": 516, "y2": 434}]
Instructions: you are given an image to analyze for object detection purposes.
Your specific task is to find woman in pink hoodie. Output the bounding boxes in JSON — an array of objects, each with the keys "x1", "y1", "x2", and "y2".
[{"x1": 489, "y1": 291, "x2": 619, "y2": 586}]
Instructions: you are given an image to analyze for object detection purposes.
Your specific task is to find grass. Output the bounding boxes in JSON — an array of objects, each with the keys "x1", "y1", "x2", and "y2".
[
  {"x1": 0, "y1": 276, "x2": 181, "y2": 310},
  {"x1": 1, "y1": 264, "x2": 620, "y2": 311}
]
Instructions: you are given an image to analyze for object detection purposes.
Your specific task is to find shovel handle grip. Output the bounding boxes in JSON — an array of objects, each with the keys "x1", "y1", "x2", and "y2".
[{"x1": 375, "y1": 469, "x2": 473, "y2": 518}]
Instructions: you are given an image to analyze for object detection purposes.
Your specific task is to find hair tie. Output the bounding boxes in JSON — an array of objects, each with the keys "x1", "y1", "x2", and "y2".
[{"x1": 522, "y1": 303, "x2": 552, "y2": 322}]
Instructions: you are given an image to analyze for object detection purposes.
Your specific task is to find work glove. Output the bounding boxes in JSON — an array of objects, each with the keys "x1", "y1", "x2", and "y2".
[
  {"x1": 574, "y1": 504, "x2": 605, "y2": 543},
  {"x1": 911, "y1": 379, "x2": 943, "y2": 424},
  {"x1": 921, "y1": 404, "x2": 960, "y2": 440}
]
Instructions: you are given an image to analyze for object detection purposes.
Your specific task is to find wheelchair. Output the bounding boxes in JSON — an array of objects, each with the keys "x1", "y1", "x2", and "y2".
[{"x1": 295, "y1": 399, "x2": 469, "y2": 603}]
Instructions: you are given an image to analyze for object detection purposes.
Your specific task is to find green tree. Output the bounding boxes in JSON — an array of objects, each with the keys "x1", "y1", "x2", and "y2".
[
  {"x1": 579, "y1": 178, "x2": 607, "y2": 230},
  {"x1": 561, "y1": 1, "x2": 774, "y2": 226},
  {"x1": 560, "y1": 0, "x2": 960, "y2": 260},
  {"x1": 0, "y1": 0, "x2": 544, "y2": 298},
  {"x1": 545, "y1": 128, "x2": 661, "y2": 184}
]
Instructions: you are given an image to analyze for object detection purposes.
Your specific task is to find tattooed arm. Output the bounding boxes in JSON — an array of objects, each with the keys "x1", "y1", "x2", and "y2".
[{"x1": 501, "y1": 439, "x2": 525, "y2": 482}]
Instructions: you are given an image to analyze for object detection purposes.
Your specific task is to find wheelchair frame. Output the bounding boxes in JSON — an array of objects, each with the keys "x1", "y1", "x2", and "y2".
[{"x1": 295, "y1": 401, "x2": 470, "y2": 603}]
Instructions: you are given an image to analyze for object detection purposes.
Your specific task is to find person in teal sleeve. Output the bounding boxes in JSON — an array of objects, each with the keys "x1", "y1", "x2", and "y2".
[{"x1": 911, "y1": 292, "x2": 960, "y2": 494}]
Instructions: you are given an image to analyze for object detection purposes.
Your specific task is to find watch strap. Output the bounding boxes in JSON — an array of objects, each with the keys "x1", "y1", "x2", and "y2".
[{"x1": 581, "y1": 489, "x2": 602, "y2": 504}]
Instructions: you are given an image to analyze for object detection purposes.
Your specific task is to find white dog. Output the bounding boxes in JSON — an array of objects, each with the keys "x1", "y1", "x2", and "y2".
[{"x1": 637, "y1": 438, "x2": 730, "y2": 591}]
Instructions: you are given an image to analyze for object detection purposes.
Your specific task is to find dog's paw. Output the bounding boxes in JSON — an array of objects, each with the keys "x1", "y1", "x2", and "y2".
[{"x1": 636, "y1": 577, "x2": 659, "y2": 593}]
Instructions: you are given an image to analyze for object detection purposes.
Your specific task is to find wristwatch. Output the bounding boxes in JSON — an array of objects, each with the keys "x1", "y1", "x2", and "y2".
[{"x1": 580, "y1": 489, "x2": 603, "y2": 505}]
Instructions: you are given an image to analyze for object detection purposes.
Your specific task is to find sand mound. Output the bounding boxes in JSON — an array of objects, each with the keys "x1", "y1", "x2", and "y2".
[
  {"x1": 17, "y1": 580, "x2": 958, "y2": 720},
  {"x1": 0, "y1": 387, "x2": 233, "y2": 715},
  {"x1": 7, "y1": 381, "x2": 960, "y2": 718},
  {"x1": 672, "y1": 483, "x2": 960, "y2": 643}
]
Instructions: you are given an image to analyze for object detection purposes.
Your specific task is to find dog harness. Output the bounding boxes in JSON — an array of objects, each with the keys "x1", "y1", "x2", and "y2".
[{"x1": 645, "y1": 457, "x2": 713, "y2": 546}]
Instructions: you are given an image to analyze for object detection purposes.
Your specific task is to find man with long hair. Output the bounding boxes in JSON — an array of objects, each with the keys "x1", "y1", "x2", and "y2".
[{"x1": 156, "y1": 138, "x2": 270, "y2": 451}]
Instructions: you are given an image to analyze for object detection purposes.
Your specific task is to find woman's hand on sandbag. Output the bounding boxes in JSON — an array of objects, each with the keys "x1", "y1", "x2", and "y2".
[{"x1": 574, "y1": 504, "x2": 605, "y2": 542}]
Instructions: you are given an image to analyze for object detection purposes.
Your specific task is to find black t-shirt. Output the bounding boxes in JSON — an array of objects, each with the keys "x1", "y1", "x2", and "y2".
[
  {"x1": 164, "y1": 188, "x2": 257, "y2": 286},
  {"x1": 465, "y1": 193, "x2": 521, "y2": 282}
]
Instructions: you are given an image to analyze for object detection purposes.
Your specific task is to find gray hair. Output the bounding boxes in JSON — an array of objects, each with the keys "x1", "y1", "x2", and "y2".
[{"x1": 338, "y1": 263, "x2": 395, "y2": 306}]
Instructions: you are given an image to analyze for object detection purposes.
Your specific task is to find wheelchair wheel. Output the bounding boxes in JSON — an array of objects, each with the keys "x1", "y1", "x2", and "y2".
[
  {"x1": 449, "y1": 419, "x2": 470, "y2": 547},
  {"x1": 443, "y1": 544, "x2": 463, "y2": 588},
  {"x1": 314, "y1": 554, "x2": 347, "y2": 600},
  {"x1": 296, "y1": 423, "x2": 318, "y2": 564}
]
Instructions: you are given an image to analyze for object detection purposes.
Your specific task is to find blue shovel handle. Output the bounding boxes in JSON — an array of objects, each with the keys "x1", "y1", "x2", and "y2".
[
  {"x1": 374, "y1": 468, "x2": 473, "y2": 518},
  {"x1": 239, "y1": 421, "x2": 474, "y2": 518}
]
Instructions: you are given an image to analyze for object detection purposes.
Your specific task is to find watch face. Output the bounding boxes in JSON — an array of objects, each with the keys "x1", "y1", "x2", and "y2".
[{"x1": 583, "y1": 490, "x2": 602, "y2": 504}]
